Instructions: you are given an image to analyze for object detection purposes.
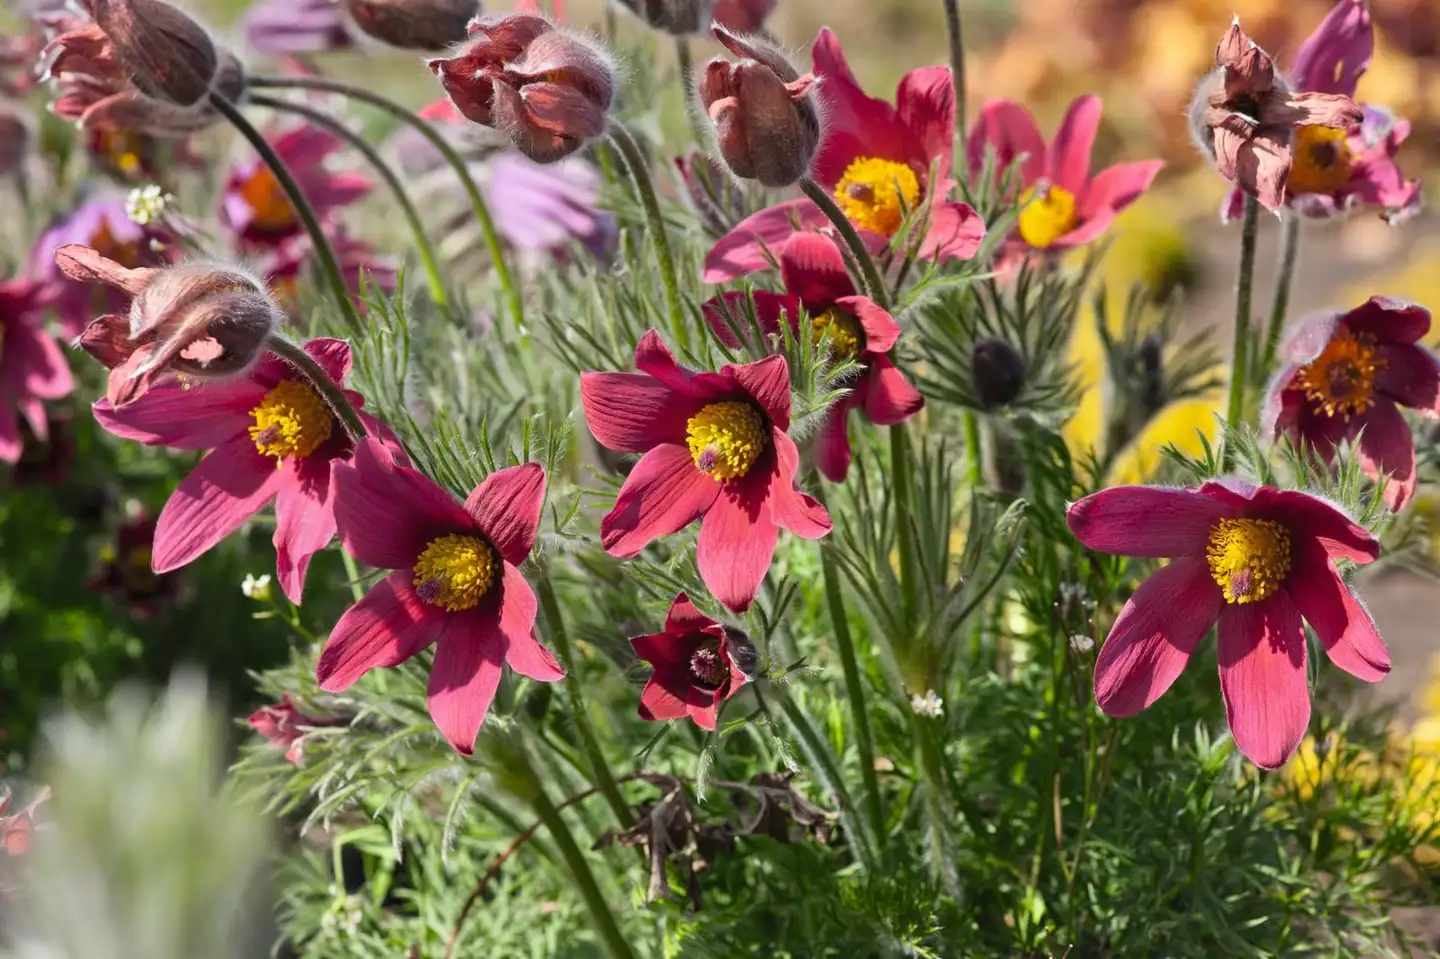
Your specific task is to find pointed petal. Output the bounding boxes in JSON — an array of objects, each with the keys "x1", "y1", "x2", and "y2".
[
  {"x1": 1290, "y1": 0, "x2": 1372, "y2": 96},
  {"x1": 332, "y1": 438, "x2": 473, "y2": 570},
  {"x1": 1286, "y1": 538, "x2": 1389, "y2": 682},
  {"x1": 316, "y1": 570, "x2": 445, "y2": 690},
  {"x1": 579, "y1": 370, "x2": 699, "y2": 452},
  {"x1": 838, "y1": 296, "x2": 899, "y2": 355},
  {"x1": 896, "y1": 65, "x2": 956, "y2": 182},
  {"x1": 1217, "y1": 594, "x2": 1310, "y2": 770},
  {"x1": 638, "y1": 676, "x2": 691, "y2": 722},
  {"x1": 495, "y1": 563, "x2": 560, "y2": 680},
  {"x1": 779, "y1": 232, "x2": 856, "y2": 305},
  {"x1": 814, "y1": 404, "x2": 852, "y2": 483},
  {"x1": 1376, "y1": 343, "x2": 1440, "y2": 414},
  {"x1": 273, "y1": 457, "x2": 337, "y2": 605},
  {"x1": 152, "y1": 437, "x2": 282, "y2": 573},
  {"x1": 861, "y1": 354, "x2": 925, "y2": 426},
  {"x1": 1356, "y1": 401, "x2": 1416, "y2": 510},
  {"x1": 727, "y1": 353, "x2": 791, "y2": 429},
  {"x1": 665, "y1": 591, "x2": 717, "y2": 635},
  {"x1": 1068, "y1": 486, "x2": 1226, "y2": 557},
  {"x1": 427, "y1": 613, "x2": 506, "y2": 754},
  {"x1": 809, "y1": 28, "x2": 908, "y2": 185},
  {"x1": 1049, "y1": 95, "x2": 1102, "y2": 193},
  {"x1": 463, "y1": 462, "x2": 545, "y2": 566},
  {"x1": 633, "y1": 329, "x2": 734, "y2": 401},
  {"x1": 702, "y1": 199, "x2": 830, "y2": 283},
  {"x1": 1238, "y1": 130, "x2": 1291, "y2": 212},
  {"x1": 916, "y1": 201, "x2": 986, "y2": 263},
  {"x1": 1256, "y1": 488, "x2": 1379, "y2": 564},
  {"x1": 768, "y1": 429, "x2": 832, "y2": 538},
  {"x1": 92, "y1": 380, "x2": 264, "y2": 449},
  {"x1": 601, "y1": 444, "x2": 720, "y2": 557},
  {"x1": 697, "y1": 469, "x2": 779, "y2": 612},
  {"x1": 1078, "y1": 160, "x2": 1165, "y2": 221},
  {"x1": 8, "y1": 322, "x2": 73, "y2": 400},
  {"x1": 966, "y1": 99, "x2": 1045, "y2": 186}
]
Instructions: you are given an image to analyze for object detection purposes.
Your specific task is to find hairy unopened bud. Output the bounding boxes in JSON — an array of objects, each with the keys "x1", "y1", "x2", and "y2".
[
  {"x1": 56, "y1": 245, "x2": 283, "y2": 407},
  {"x1": 92, "y1": 0, "x2": 218, "y2": 107},
  {"x1": 698, "y1": 25, "x2": 819, "y2": 187},
  {"x1": 970, "y1": 337, "x2": 1027, "y2": 409},
  {"x1": 612, "y1": 0, "x2": 716, "y2": 35},
  {"x1": 1137, "y1": 333, "x2": 1164, "y2": 412},
  {"x1": 725, "y1": 627, "x2": 759, "y2": 678},
  {"x1": 344, "y1": 0, "x2": 478, "y2": 50}
]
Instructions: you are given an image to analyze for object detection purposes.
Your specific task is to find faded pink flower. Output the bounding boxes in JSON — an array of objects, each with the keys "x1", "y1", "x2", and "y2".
[
  {"x1": 221, "y1": 123, "x2": 372, "y2": 247},
  {"x1": 249, "y1": 695, "x2": 347, "y2": 764},
  {"x1": 0, "y1": 277, "x2": 74, "y2": 465}
]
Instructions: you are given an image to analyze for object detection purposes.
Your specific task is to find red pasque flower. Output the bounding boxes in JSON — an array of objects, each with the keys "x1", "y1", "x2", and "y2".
[
  {"x1": 0, "y1": 277, "x2": 74, "y2": 465},
  {"x1": 249, "y1": 695, "x2": 347, "y2": 764},
  {"x1": 631, "y1": 592, "x2": 749, "y2": 730},
  {"x1": 1263, "y1": 297, "x2": 1434, "y2": 512},
  {"x1": 967, "y1": 95, "x2": 1164, "y2": 260},
  {"x1": 0, "y1": 787, "x2": 50, "y2": 856},
  {"x1": 92, "y1": 338, "x2": 394, "y2": 605},
  {"x1": 221, "y1": 123, "x2": 372, "y2": 247},
  {"x1": 711, "y1": 0, "x2": 775, "y2": 34},
  {"x1": 89, "y1": 510, "x2": 182, "y2": 619},
  {"x1": 1067, "y1": 479, "x2": 1388, "y2": 769},
  {"x1": 262, "y1": 228, "x2": 398, "y2": 309},
  {"x1": 317, "y1": 439, "x2": 564, "y2": 754},
  {"x1": 702, "y1": 232, "x2": 923, "y2": 482},
  {"x1": 580, "y1": 331, "x2": 832, "y2": 612},
  {"x1": 703, "y1": 28, "x2": 984, "y2": 284}
]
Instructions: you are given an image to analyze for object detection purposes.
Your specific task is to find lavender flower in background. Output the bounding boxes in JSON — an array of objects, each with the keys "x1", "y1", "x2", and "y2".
[{"x1": 242, "y1": 0, "x2": 355, "y2": 54}]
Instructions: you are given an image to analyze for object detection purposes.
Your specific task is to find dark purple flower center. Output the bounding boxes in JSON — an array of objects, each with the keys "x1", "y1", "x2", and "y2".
[{"x1": 689, "y1": 642, "x2": 727, "y2": 688}]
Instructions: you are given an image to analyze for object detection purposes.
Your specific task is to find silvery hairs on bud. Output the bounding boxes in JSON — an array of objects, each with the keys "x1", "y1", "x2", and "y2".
[
  {"x1": 92, "y1": 0, "x2": 219, "y2": 107},
  {"x1": 612, "y1": 0, "x2": 717, "y2": 36},
  {"x1": 343, "y1": 0, "x2": 478, "y2": 51}
]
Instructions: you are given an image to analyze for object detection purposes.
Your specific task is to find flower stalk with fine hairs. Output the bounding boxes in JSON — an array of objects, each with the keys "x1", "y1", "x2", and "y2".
[
  {"x1": 609, "y1": 124, "x2": 687, "y2": 347},
  {"x1": 1223, "y1": 193, "x2": 1260, "y2": 466},
  {"x1": 1259, "y1": 215, "x2": 1301, "y2": 380}
]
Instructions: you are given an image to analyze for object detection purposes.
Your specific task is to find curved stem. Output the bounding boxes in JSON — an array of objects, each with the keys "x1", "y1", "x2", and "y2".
[
  {"x1": 674, "y1": 35, "x2": 708, "y2": 147},
  {"x1": 529, "y1": 784, "x2": 637, "y2": 959},
  {"x1": 246, "y1": 75, "x2": 524, "y2": 330},
  {"x1": 265, "y1": 336, "x2": 368, "y2": 441},
  {"x1": 209, "y1": 91, "x2": 364, "y2": 336},
  {"x1": 941, "y1": 0, "x2": 967, "y2": 140},
  {"x1": 1223, "y1": 194, "x2": 1260, "y2": 468},
  {"x1": 609, "y1": 123, "x2": 688, "y2": 348},
  {"x1": 248, "y1": 92, "x2": 449, "y2": 309},
  {"x1": 799, "y1": 176, "x2": 890, "y2": 310},
  {"x1": 1259, "y1": 214, "x2": 1300, "y2": 382}
]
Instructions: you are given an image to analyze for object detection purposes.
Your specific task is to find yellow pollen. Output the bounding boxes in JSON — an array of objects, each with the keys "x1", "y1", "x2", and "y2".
[
  {"x1": 832, "y1": 157, "x2": 921, "y2": 236},
  {"x1": 686, "y1": 401, "x2": 767, "y2": 482},
  {"x1": 1206, "y1": 518, "x2": 1292, "y2": 605},
  {"x1": 1016, "y1": 182, "x2": 1079, "y2": 249},
  {"x1": 239, "y1": 165, "x2": 298, "y2": 232},
  {"x1": 1287, "y1": 126, "x2": 1353, "y2": 195},
  {"x1": 1294, "y1": 330, "x2": 1384, "y2": 420},
  {"x1": 249, "y1": 379, "x2": 335, "y2": 461},
  {"x1": 412, "y1": 533, "x2": 496, "y2": 612},
  {"x1": 811, "y1": 309, "x2": 864, "y2": 360}
]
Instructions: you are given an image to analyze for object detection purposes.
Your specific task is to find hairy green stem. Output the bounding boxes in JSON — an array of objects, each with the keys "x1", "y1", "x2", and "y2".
[
  {"x1": 674, "y1": 36, "x2": 709, "y2": 148},
  {"x1": 890, "y1": 422, "x2": 921, "y2": 620},
  {"x1": 961, "y1": 409, "x2": 983, "y2": 486},
  {"x1": 248, "y1": 93, "x2": 449, "y2": 309},
  {"x1": 265, "y1": 336, "x2": 368, "y2": 442},
  {"x1": 800, "y1": 176, "x2": 890, "y2": 310},
  {"x1": 210, "y1": 92, "x2": 363, "y2": 336},
  {"x1": 528, "y1": 785, "x2": 636, "y2": 959},
  {"x1": 942, "y1": 0, "x2": 967, "y2": 139},
  {"x1": 610, "y1": 123, "x2": 688, "y2": 348},
  {"x1": 1259, "y1": 214, "x2": 1300, "y2": 382},
  {"x1": 1223, "y1": 194, "x2": 1260, "y2": 467},
  {"x1": 246, "y1": 75, "x2": 524, "y2": 330}
]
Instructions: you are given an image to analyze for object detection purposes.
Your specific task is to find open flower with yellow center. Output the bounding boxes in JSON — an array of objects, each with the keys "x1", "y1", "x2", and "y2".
[
  {"x1": 1264, "y1": 296, "x2": 1438, "y2": 511},
  {"x1": 1067, "y1": 478, "x2": 1388, "y2": 770},
  {"x1": 629, "y1": 592, "x2": 750, "y2": 731},
  {"x1": 701, "y1": 232, "x2": 923, "y2": 483},
  {"x1": 701, "y1": 28, "x2": 984, "y2": 284},
  {"x1": 222, "y1": 123, "x2": 372, "y2": 246},
  {"x1": 318, "y1": 439, "x2": 564, "y2": 755},
  {"x1": 581, "y1": 329, "x2": 832, "y2": 612},
  {"x1": 93, "y1": 337, "x2": 398, "y2": 606}
]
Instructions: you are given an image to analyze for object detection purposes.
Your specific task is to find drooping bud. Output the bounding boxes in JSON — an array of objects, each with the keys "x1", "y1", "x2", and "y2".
[
  {"x1": 970, "y1": 337, "x2": 1027, "y2": 409},
  {"x1": 55, "y1": 245, "x2": 283, "y2": 407},
  {"x1": 343, "y1": 0, "x2": 478, "y2": 50},
  {"x1": 711, "y1": 0, "x2": 775, "y2": 34},
  {"x1": 698, "y1": 25, "x2": 820, "y2": 187},
  {"x1": 612, "y1": 0, "x2": 716, "y2": 36},
  {"x1": 725, "y1": 627, "x2": 759, "y2": 678},
  {"x1": 91, "y1": 0, "x2": 219, "y2": 107}
]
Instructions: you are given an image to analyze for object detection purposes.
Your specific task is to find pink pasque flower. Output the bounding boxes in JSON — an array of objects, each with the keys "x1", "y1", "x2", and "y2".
[
  {"x1": 249, "y1": 695, "x2": 346, "y2": 764},
  {"x1": 967, "y1": 95, "x2": 1164, "y2": 259},
  {"x1": 262, "y1": 227, "x2": 398, "y2": 308},
  {"x1": 631, "y1": 592, "x2": 749, "y2": 731},
  {"x1": 318, "y1": 439, "x2": 564, "y2": 754},
  {"x1": 1221, "y1": 0, "x2": 1420, "y2": 224},
  {"x1": 703, "y1": 232, "x2": 923, "y2": 482},
  {"x1": 1068, "y1": 479, "x2": 1388, "y2": 769},
  {"x1": 712, "y1": 0, "x2": 775, "y2": 34},
  {"x1": 0, "y1": 277, "x2": 74, "y2": 465},
  {"x1": 579, "y1": 330, "x2": 832, "y2": 612},
  {"x1": 222, "y1": 123, "x2": 372, "y2": 247},
  {"x1": 1263, "y1": 297, "x2": 1435, "y2": 512},
  {"x1": 92, "y1": 338, "x2": 395, "y2": 604},
  {"x1": 1, "y1": 787, "x2": 50, "y2": 856},
  {"x1": 703, "y1": 28, "x2": 984, "y2": 284}
]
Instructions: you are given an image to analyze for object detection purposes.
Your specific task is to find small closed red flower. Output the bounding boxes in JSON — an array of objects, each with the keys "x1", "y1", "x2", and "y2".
[
  {"x1": 631, "y1": 592, "x2": 749, "y2": 730},
  {"x1": 318, "y1": 439, "x2": 565, "y2": 754},
  {"x1": 702, "y1": 232, "x2": 923, "y2": 482},
  {"x1": 0, "y1": 277, "x2": 74, "y2": 465},
  {"x1": 1263, "y1": 297, "x2": 1435, "y2": 512},
  {"x1": 1068, "y1": 479, "x2": 1388, "y2": 769},
  {"x1": 580, "y1": 330, "x2": 832, "y2": 612},
  {"x1": 249, "y1": 695, "x2": 347, "y2": 764},
  {"x1": 222, "y1": 123, "x2": 372, "y2": 247},
  {"x1": 343, "y1": 0, "x2": 476, "y2": 50}
]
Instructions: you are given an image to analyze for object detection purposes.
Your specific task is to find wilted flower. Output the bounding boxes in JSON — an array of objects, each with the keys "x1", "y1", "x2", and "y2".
[
  {"x1": 243, "y1": 0, "x2": 354, "y2": 54},
  {"x1": 630, "y1": 592, "x2": 749, "y2": 730},
  {"x1": 967, "y1": 95, "x2": 1163, "y2": 259},
  {"x1": 702, "y1": 232, "x2": 923, "y2": 482},
  {"x1": 580, "y1": 330, "x2": 832, "y2": 611},
  {"x1": 1067, "y1": 479, "x2": 1388, "y2": 769},
  {"x1": 711, "y1": 0, "x2": 774, "y2": 34},
  {"x1": 698, "y1": 25, "x2": 820, "y2": 188},
  {"x1": 970, "y1": 337, "x2": 1027, "y2": 409},
  {"x1": 704, "y1": 28, "x2": 984, "y2": 283},
  {"x1": 343, "y1": 0, "x2": 477, "y2": 50},
  {"x1": 89, "y1": 510, "x2": 180, "y2": 618},
  {"x1": 0, "y1": 277, "x2": 74, "y2": 465},
  {"x1": 248, "y1": 695, "x2": 346, "y2": 764},
  {"x1": 56, "y1": 245, "x2": 283, "y2": 407},
  {"x1": 1263, "y1": 297, "x2": 1435, "y2": 512},
  {"x1": 428, "y1": 12, "x2": 616, "y2": 164},
  {"x1": 221, "y1": 123, "x2": 372, "y2": 247},
  {"x1": 1189, "y1": 18, "x2": 1362, "y2": 212},
  {"x1": 318, "y1": 439, "x2": 565, "y2": 754}
]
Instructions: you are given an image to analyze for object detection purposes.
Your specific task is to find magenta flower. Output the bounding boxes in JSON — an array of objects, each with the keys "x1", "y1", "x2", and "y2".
[
  {"x1": 92, "y1": 338, "x2": 395, "y2": 604},
  {"x1": 0, "y1": 787, "x2": 50, "y2": 857},
  {"x1": 1068, "y1": 479, "x2": 1388, "y2": 769},
  {"x1": 88, "y1": 510, "x2": 182, "y2": 619},
  {"x1": 0, "y1": 277, "x2": 74, "y2": 465},
  {"x1": 1263, "y1": 297, "x2": 1435, "y2": 512},
  {"x1": 631, "y1": 592, "x2": 749, "y2": 731},
  {"x1": 1220, "y1": 0, "x2": 1420, "y2": 224},
  {"x1": 242, "y1": 0, "x2": 354, "y2": 54},
  {"x1": 967, "y1": 95, "x2": 1164, "y2": 260},
  {"x1": 703, "y1": 232, "x2": 923, "y2": 482},
  {"x1": 262, "y1": 228, "x2": 398, "y2": 307},
  {"x1": 249, "y1": 695, "x2": 346, "y2": 764},
  {"x1": 712, "y1": 0, "x2": 775, "y2": 34},
  {"x1": 580, "y1": 331, "x2": 832, "y2": 612},
  {"x1": 703, "y1": 28, "x2": 984, "y2": 284},
  {"x1": 222, "y1": 123, "x2": 372, "y2": 247},
  {"x1": 318, "y1": 439, "x2": 564, "y2": 754}
]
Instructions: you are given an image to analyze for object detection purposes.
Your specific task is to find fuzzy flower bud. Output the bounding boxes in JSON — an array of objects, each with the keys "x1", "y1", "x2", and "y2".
[
  {"x1": 55, "y1": 245, "x2": 284, "y2": 407},
  {"x1": 970, "y1": 337, "x2": 1027, "y2": 409},
  {"x1": 343, "y1": 0, "x2": 478, "y2": 50},
  {"x1": 612, "y1": 0, "x2": 716, "y2": 36},
  {"x1": 698, "y1": 25, "x2": 820, "y2": 188},
  {"x1": 427, "y1": 13, "x2": 616, "y2": 164},
  {"x1": 91, "y1": 0, "x2": 219, "y2": 107}
]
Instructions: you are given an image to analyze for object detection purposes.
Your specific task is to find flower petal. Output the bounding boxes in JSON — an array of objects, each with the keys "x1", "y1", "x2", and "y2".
[
  {"x1": 601, "y1": 443, "x2": 721, "y2": 557},
  {"x1": 1376, "y1": 343, "x2": 1440, "y2": 414},
  {"x1": 727, "y1": 353, "x2": 791, "y2": 429},
  {"x1": 1237, "y1": 129, "x2": 1291, "y2": 212},
  {"x1": 701, "y1": 291, "x2": 797, "y2": 349},
  {"x1": 810, "y1": 28, "x2": 909, "y2": 185},
  {"x1": 780, "y1": 232, "x2": 855, "y2": 306},
  {"x1": 1344, "y1": 296, "x2": 1431, "y2": 345},
  {"x1": 916, "y1": 201, "x2": 986, "y2": 263},
  {"x1": 579, "y1": 370, "x2": 699, "y2": 452},
  {"x1": 92, "y1": 379, "x2": 264, "y2": 450},
  {"x1": 862, "y1": 354, "x2": 925, "y2": 425},
  {"x1": 152, "y1": 437, "x2": 282, "y2": 573},
  {"x1": 697, "y1": 469, "x2": 779, "y2": 612},
  {"x1": 895, "y1": 65, "x2": 955, "y2": 182},
  {"x1": 1259, "y1": 488, "x2": 1379, "y2": 564},
  {"x1": 1286, "y1": 538, "x2": 1389, "y2": 682},
  {"x1": 1093, "y1": 554, "x2": 1220, "y2": 716},
  {"x1": 7, "y1": 321, "x2": 73, "y2": 400},
  {"x1": 463, "y1": 462, "x2": 545, "y2": 566},
  {"x1": 638, "y1": 675, "x2": 691, "y2": 722},
  {"x1": 702, "y1": 199, "x2": 830, "y2": 284},
  {"x1": 316, "y1": 570, "x2": 445, "y2": 690},
  {"x1": 492, "y1": 563, "x2": 559, "y2": 681},
  {"x1": 814, "y1": 404, "x2": 852, "y2": 483},
  {"x1": 332, "y1": 438, "x2": 473, "y2": 571},
  {"x1": 768, "y1": 429, "x2": 832, "y2": 538},
  {"x1": 427, "y1": 612, "x2": 506, "y2": 755},
  {"x1": 840, "y1": 295, "x2": 900, "y2": 355},
  {"x1": 0, "y1": 405, "x2": 20, "y2": 464},
  {"x1": 1048, "y1": 95, "x2": 1102, "y2": 193},
  {"x1": 1217, "y1": 593, "x2": 1310, "y2": 770},
  {"x1": 1078, "y1": 160, "x2": 1165, "y2": 221},
  {"x1": 1356, "y1": 401, "x2": 1415, "y2": 511},
  {"x1": 1067, "y1": 486, "x2": 1225, "y2": 557},
  {"x1": 632, "y1": 329, "x2": 734, "y2": 400},
  {"x1": 273, "y1": 457, "x2": 337, "y2": 605},
  {"x1": 665, "y1": 591, "x2": 717, "y2": 635},
  {"x1": 966, "y1": 99, "x2": 1046, "y2": 187},
  {"x1": 1290, "y1": 0, "x2": 1372, "y2": 96}
]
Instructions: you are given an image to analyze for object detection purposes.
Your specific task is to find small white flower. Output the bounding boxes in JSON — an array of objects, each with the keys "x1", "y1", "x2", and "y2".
[
  {"x1": 909, "y1": 689, "x2": 944, "y2": 718},
  {"x1": 124, "y1": 184, "x2": 171, "y2": 226},
  {"x1": 241, "y1": 573, "x2": 272, "y2": 601},
  {"x1": 1068, "y1": 634, "x2": 1095, "y2": 654}
]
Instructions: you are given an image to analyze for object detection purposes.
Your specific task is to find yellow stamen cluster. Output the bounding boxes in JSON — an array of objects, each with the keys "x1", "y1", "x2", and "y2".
[
  {"x1": 95, "y1": 131, "x2": 144, "y2": 178},
  {"x1": 412, "y1": 534, "x2": 497, "y2": 612},
  {"x1": 1287, "y1": 125, "x2": 1353, "y2": 195},
  {"x1": 240, "y1": 166, "x2": 298, "y2": 232},
  {"x1": 1017, "y1": 183, "x2": 1079, "y2": 249},
  {"x1": 1294, "y1": 330, "x2": 1384, "y2": 420},
  {"x1": 811, "y1": 309, "x2": 864, "y2": 360},
  {"x1": 832, "y1": 157, "x2": 921, "y2": 236},
  {"x1": 686, "y1": 401, "x2": 766, "y2": 482},
  {"x1": 249, "y1": 379, "x2": 335, "y2": 461},
  {"x1": 1206, "y1": 518, "x2": 1292, "y2": 605}
]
